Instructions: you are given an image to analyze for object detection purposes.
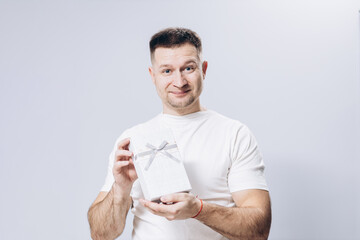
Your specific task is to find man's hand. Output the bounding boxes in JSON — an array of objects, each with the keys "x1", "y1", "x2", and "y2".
[
  {"x1": 113, "y1": 138, "x2": 138, "y2": 197},
  {"x1": 139, "y1": 193, "x2": 201, "y2": 220},
  {"x1": 88, "y1": 138, "x2": 138, "y2": 240},
  {"x1": 140, "y1": 190, "x2": 271, "y2": 239}
]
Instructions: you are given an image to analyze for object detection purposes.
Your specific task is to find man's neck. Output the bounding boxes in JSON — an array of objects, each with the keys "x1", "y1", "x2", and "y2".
[{"x1": 162, "y1": 104, "x2": 206, "y2": 116}]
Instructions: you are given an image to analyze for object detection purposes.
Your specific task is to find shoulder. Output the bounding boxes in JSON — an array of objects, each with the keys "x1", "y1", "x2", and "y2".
[
  {"x1": 206, "y1": 110, "x2": 257, "y2": 150},
  {"x1": 206, "y1": 110, "x2": 248, "y2": 132}
]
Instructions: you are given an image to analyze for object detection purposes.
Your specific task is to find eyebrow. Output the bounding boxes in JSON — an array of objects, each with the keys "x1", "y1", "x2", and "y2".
[
  {"x1": 159, "y1": 64, "x2": 172, "y2": 68},
  {"x1": 158, "y1": 60, "x2": 198, "y2": 69},
  {"x1": 183, "y1": 60, "x2": 197, "y2": 65}
]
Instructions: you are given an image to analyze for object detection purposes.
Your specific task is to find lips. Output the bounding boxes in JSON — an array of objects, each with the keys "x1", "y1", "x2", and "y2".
[{"x1": 170, "y1": 90, "x2": 190, "y2": 96}]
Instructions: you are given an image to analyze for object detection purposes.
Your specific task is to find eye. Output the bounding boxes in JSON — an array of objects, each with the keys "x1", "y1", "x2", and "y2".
[
  {"x1": 184, "y1": 64, "x2": 196, "y2": 73},
  {"x1": 163, "y1": 69, "x2": 171, "y2": 74}
]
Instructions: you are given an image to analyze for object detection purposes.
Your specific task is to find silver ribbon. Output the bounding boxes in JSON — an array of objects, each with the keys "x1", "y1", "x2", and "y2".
[{"x1": 136, "y1": 141, "x2": 180, "y2": 170}]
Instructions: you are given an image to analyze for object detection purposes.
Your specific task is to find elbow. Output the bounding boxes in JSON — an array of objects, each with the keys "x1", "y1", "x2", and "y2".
[
  {"x1": 246, "y1": 207, "x2": 271, "y2": 240},
  {"x1": 90, "y1": 232, "x2": 122, "y2": 240},
  {"x1": 90, "y1": 225, "x2": 123, "y2": 240},
  {"x1": 87, "y1": 208, "x2": 124, "y2": 240},
  {"x1": 241, "y1": 230, "x2": 270, "y2": 240},
  {"x1": 255, "y1": 219, "x2": 271, "y2": 240},
  {"x1": 258, "y1": 208, "x2": 271, "y2": 240},
  {"x1": 257, "y1": 231, "x2": 270, "y2": 240},
  {"x1": 90, "y1": 231, "x2": 103, "y2": 240}
]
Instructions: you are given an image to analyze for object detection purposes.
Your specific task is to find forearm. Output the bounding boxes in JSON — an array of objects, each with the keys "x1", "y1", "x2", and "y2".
[
  {"x1": 87, "y1": 184, "x2": 132, "y2": 240},
  {"x1": 196, "y1": 201, "x2": 271, "y2": 240}
]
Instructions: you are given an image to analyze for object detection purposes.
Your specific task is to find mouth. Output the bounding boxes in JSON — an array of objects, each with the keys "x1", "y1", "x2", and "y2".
[{"x1": 169, "y1": 90, "x2": 191, "y2": 96}]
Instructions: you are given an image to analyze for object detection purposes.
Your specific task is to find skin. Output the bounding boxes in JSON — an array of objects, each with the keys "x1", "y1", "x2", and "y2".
[
  {"x1": 87, "y1": 43, "x2": 271, "y2": 240},
  {"x1": 88, "y1": 138, "x2": 136, "y2": 240},
  {"x1": 148, "y1": 43, "x2": 207, "y2": 116}
]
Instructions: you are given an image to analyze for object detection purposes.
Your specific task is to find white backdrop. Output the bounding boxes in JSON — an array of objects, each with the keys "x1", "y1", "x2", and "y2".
[{"x1": 0, "y1": 0, "x2": 359, "y2": 239}]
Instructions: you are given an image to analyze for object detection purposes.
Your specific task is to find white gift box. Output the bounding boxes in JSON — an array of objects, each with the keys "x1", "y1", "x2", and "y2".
[{"x1": 129, "y1": 127, "x2": 192, "y2": 202}]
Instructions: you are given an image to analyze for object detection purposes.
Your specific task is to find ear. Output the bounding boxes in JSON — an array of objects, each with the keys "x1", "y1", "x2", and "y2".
[
  {"x1": 202, "y1": 61, "x2": 208, "y2": 79},
  {"x1": 149, "y1": 67, "x2": 155, "y2": 84}
]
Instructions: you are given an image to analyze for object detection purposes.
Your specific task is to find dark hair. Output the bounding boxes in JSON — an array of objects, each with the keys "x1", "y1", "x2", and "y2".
[{"x1": 149, "y1": 27, "x2": 202, "y2": 60}]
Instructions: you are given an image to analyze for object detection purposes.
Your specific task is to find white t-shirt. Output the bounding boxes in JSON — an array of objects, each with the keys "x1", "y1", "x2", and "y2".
[{"x1": 101, "y1": 110, "x2": 268, "y2": 240}]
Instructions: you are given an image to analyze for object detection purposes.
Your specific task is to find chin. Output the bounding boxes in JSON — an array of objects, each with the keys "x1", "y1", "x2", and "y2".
[
  {"x1": 165, "y1": 91, "x2": 198, "y2": 107},
  {"x1": 167, "y1": 98, "x2": 195, "y2": 109}
]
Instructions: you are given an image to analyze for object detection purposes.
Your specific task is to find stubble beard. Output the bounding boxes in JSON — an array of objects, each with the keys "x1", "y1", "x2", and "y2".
[{"x1": 167, "y1": 94, "x2": 195, "y2": 109}]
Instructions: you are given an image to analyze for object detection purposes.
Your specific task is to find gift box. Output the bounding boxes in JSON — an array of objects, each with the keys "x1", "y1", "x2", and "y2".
[{"x1": 129, "y1": 127, "x2": 192, "y2": 202}]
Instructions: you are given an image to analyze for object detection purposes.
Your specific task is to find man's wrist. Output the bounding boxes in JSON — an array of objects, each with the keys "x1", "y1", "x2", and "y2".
[
  {"x1": 112, "y1": 183, "x2": 132, "y2": 205},
  {"x1": 192, "y1": 197, "x2": 204, "y2": 219},
  {"x1": 193, "y1": 200, "x2": 208, "y2": 221}
]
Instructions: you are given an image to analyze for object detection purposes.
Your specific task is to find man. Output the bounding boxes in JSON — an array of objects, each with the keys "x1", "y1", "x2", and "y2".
[{"x1": 88, "y1": 27, "x2": 271, "y2": 240}]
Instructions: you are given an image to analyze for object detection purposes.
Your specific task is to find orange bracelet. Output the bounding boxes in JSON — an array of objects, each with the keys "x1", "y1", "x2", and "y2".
[{"x1": 191, "y1": 198, "x2": 203, "y2": 218}]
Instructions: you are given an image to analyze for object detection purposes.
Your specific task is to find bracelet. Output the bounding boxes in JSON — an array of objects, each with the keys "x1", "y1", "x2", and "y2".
[{"x1": 191, "y1": 198, "x2": 203, "y2": 218}]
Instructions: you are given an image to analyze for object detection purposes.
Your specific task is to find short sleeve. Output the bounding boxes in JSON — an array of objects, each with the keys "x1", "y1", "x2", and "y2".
[
  {"x1": 100, "y1": 130, "x2": 131, "y2": 192},
  {"x1": 228, "y1": 124, "x2": 268, "y2": 193}
]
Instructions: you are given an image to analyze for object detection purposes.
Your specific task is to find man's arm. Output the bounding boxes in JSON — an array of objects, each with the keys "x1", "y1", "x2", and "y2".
[
  {"x1": 196, "y1": 189, "x2": 271, "y2": 239},
  {"x1": 87, "y1": 185, "x2": 132, "y2": 240},
  {"x1": 88, "y1": 138, "x2": 137, "y2": 240},
  {"x1": 140, "y1": 189, "x2": 271, "y2": 240}
]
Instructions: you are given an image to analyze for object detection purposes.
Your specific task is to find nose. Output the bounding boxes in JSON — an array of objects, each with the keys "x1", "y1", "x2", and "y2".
[{"x1": 172, "y1": 70, "x2": 188, "y2": 88}]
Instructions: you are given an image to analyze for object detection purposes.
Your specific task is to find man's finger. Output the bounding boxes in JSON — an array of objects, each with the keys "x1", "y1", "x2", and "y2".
[
  {"x1": 115, "y1": 149, "x2": 133, "y2": 160},
  {"x1": 117, "y1": 138, "x2": 130, "y2": 150},
  {"x1": 140, "y1": 199, "x2": 170, "y2": 215},
  {"x1": 142, "y1": 205, "x2": 167, "y2": 217},
  {"x1": 160, "y1": 193, "x2": 190, "y2": 203},
  {"x1": 114, "y1": 160, "x2": 130, "y2": 168}
]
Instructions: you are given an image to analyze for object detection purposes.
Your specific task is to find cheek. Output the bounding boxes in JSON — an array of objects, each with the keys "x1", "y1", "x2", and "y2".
[
  {"x1": 155, "y1": 79, "x2": 170, "y2": 93},
  {"x1": 189, "y1": 73, "x2": 202, "y2": 88}
]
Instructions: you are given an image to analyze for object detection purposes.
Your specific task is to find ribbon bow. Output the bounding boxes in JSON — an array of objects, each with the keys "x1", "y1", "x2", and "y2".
[{"x1": 136, "y1": 141, "x2": 180, "y2": 170}]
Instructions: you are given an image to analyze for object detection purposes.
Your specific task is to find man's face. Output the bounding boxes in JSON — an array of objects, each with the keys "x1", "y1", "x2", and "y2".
[{"x1": 149, "y1": 43, "x2": 208, "y2": 115}]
